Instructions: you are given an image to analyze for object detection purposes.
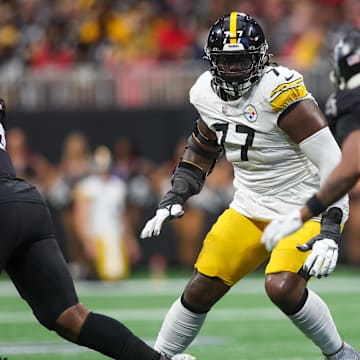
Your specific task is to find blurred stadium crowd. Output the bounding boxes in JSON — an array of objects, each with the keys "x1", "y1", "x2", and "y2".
[
  {"x1": 0, "y1": 0, "x2": 359, "y2": 72},
  {"x1": 0, "y1": 0, "x2": 359, "y2": 108},
  {"x1": 1, "y1": 0, "x2": 360, "y2": 281}
]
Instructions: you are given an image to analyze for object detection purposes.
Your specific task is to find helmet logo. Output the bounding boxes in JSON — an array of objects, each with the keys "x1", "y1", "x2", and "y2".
[
  {"x1": 347, "y1": 53, "x2": 360, "y2": 67},
  {"x1": 222, "y1": 104, "x2": 229, "y2": 115},
  {"x1": 223, "y1": 43, "x2": 245, "y2": 50},
  {"x1": 244, "y1": 105, "x2": 257, "y2": 122}
]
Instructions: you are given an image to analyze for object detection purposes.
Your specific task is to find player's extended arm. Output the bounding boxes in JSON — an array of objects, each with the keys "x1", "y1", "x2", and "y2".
[
  {"x1": 299, "y1": 130, "x2": 360, "y2": 222},
  {"x1": 140, "y1": 119, "x2": 222, "y2": 238},
  {"x1": 287, "y1": 131, "x2": 360, "y2": 278}
]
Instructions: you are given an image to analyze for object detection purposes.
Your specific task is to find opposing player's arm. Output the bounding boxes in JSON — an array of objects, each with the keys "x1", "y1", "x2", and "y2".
[{"x1": 300, "y1": 130, "x2": 360, "y2": 222}]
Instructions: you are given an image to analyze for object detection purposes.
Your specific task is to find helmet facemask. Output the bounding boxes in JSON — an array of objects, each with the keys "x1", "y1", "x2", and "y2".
[{"x1": 206, "y1": 43, "x2": 268, "y2": 97}]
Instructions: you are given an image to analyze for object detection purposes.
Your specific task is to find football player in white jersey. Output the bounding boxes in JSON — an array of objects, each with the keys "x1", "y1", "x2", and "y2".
[{"x1": 141, "y1": 12, "x2": 359, "y2": 359}]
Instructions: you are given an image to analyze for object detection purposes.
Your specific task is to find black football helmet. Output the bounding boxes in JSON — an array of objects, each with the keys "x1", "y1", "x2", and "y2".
[
  {"x1": 331, "y1": 28, "x2": 360, "y2": 89},
  {"x1": 204, "y1": 12, "x2": 268, "y2": 98}
]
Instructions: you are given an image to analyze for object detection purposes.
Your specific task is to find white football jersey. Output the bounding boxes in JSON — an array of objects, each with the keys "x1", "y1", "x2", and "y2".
[
  {"x1": 75, "y1": 175, "x2": 128, "y2": 237},
  {"x1": 190, "y1": 65, "x2": 322, "y2": 220},
  {"x1": 74, "y1": 175, "x2": 129, "y2": 278}
]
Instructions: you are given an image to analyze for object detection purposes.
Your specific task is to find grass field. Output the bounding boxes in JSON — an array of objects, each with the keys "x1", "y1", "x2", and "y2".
[{"x1": 0, "y1": 267, "x2": 359, "y2": 360}]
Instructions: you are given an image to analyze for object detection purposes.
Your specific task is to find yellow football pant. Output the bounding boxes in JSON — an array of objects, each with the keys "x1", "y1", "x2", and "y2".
[{"x1": 195, "y1": 208, "x2": 321, "y2": 286}]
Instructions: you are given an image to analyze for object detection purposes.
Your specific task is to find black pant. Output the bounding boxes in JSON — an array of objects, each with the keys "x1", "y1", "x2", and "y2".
[{"x1": 1, "y1": 201, "x2": 78, "y2": 329}]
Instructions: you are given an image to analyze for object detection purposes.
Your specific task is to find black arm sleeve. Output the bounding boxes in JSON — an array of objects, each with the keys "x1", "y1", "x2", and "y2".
[{"x1": 159, "y1": 161, "x2": 205, "y2": 208}]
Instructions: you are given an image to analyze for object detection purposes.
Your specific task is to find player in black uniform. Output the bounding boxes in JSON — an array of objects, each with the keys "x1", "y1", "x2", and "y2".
[
  {"x1": 0, "y1": 99, "x2": 194, "y2": 360},
  {"x1": 262, "y1": 28, "x2": 360, "y2": 277}
]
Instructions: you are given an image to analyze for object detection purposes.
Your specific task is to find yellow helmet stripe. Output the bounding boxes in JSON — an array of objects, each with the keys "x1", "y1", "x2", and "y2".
[{"x1": 230, "y1": 12, "x2": 238, "y2": 44}]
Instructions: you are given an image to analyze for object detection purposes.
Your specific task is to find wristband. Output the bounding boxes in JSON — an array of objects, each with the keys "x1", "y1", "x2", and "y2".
[{"x1": 306, "y1": 194, "x2": 327, "y2": 217}]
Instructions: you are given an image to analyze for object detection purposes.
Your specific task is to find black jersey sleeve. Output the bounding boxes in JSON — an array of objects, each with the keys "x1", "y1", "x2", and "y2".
[
  {"x1": 326, "y1": 87, "x2": 360, "y2": 147},
  {"x1": 335, "y1": 111, "x2": 360, "y2": 147}
]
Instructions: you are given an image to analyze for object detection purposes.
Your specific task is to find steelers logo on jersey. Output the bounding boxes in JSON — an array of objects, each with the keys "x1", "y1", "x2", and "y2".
[{"x1": 244, "y1": 105, "x2": 258, "y2": 122}]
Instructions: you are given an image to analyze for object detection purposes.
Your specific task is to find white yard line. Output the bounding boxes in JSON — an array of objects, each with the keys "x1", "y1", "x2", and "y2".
[
  {"x1": 0, "y1": 276, "x2": 359, "y2": 297},
  {"x1": 0, "y1": 336, "x2": 232, "y2": 355},
  {"x1": 0, "y1": 307, "x2": 284, "y2": 324}
]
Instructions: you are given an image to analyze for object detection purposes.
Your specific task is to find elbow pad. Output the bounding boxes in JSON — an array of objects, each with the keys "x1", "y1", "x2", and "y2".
[
  {"x1": 299, "y1": 127, "x2": 341, "y2": 184},
  {"x1": 159, "y1": 162, "x2": 205, "y2": 208}
]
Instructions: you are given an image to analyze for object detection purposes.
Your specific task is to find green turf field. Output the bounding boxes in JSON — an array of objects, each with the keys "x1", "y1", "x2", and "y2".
[{"x1": 0, "y1": 268, "x2": 359, "y2": 360}]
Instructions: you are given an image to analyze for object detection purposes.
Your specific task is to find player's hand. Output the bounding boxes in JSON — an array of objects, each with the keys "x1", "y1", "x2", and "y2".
[
  {"x1": 297, "y1": 237, "x2": 338, "y2": 278},
  {"x1": 297, "y1": 207, "x2": 342, "y2": 278},
  {"x1": 140, "y1": 204, "x2": 184, "y2": 238},
  {"x1": 261, "y1": 210, "x2": 303, "y2": 251}
]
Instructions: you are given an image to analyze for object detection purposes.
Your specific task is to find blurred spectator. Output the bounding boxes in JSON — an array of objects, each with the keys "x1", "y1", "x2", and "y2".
[
  {"x1": 112, "y1": 135, "x2": 151, "y2": 181},
  {"x1": 73, "y1": 145, "x2": 141, "y2": 281},
  {"x1": 32, "y1": 154, "x2": 70, "y2": 259},
  {"x1": 0, "y1": 1, "x2": 23, "y2": 82},
  {"x1": 6, "y1": 127, "x2": 38, "y2": 183},
  {"x1": 135, "y1": 162, "x2": 176, "y2": 273},
  {"x1": 15, "y1": 0, "x2": 49, "y2": 64},
  {"x1": 57, "y1": 131, "x2": 92, "y2": 278},
  {"x1": 342, "y1": 0, "x2": 360, "y2": 28},
  {"x1": 154, "y1": 10, "x2": 195, "y2": 61},
  {"x1": 30, "y1": 16, "x2": 74, "y2": 72},
  {"x1": 259, "y1": 0, "x2": 290, "y2": 56},
  {"x1": 77, "y1": 0, "x2": 133, "y2": 66},
  {"x1": 59, "y1": 130, "x2": 91, "y2": 185},
  {"x1": 277, "y1": 1, "x2": 326, "y2": 71}
]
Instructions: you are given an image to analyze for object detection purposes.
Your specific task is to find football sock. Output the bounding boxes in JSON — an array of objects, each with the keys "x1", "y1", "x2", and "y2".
[
  {"x1": 77, "y1": 312, "x2": 160, "y2": 360},
  {"x1": 154, "y1": 297, "x2": 207, "y2": 356},
  {"x1": 288, "y1": 289, "x2": 342, "y2": 355}
]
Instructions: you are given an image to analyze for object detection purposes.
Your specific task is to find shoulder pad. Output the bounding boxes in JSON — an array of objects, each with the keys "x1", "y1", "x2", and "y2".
[{"x1": 262, "y1": 65, "x2": 309, "y2": 113}]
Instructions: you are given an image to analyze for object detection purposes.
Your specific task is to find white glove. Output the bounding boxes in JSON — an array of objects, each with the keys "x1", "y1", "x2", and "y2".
[
  {"x1": 301, "y1": 238, "x2": 338, "y2": 278},
  {"x1": 140, "y1": 204, "x2": 184, "y2": 238},
  {"x1": 261, "y1": 210, "x2": 304, "y2": 252}
]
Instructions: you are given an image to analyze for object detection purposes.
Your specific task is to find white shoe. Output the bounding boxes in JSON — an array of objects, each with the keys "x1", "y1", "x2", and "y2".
[
  {"x1": 324, "y1": 342, "x2": 360, "y2": 359},
  {"x1": 160, "y1": 354, "x2": 196, "y2": 360}
]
